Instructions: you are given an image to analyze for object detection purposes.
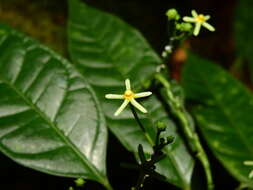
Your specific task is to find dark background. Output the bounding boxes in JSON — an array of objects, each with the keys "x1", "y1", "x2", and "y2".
[{"x1": 0, "y1": 0, "x2": 241, "y2": 189}]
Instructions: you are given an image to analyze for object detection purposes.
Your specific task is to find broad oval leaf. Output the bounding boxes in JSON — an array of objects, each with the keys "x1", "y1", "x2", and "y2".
[
  {"x1": 0, "y1": 24, "x2": 111, "y2": 189},
  {"x1": 182, "y1": 53, "x2": 253, "y2": 187},
  {"x1": 68, "y1": 0, "x2": 194, "y2": 188}
]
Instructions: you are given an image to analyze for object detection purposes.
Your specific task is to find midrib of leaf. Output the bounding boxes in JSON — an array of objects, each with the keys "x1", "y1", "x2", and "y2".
[
  {"x1": 193, "y1": 65, "x2": 253, "y2": 158},
  {"x1": 0, "y1": 50, "x2": 108, "y2": 187}
]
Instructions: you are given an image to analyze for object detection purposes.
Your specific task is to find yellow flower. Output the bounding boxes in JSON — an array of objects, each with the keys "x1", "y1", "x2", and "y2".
[
  {"x1": 244, "y1": 160, "x2": 253, "y2": 178},
  {"x1": 183, "y1": 10, "x2": 215, "y2": 36},
  {"x1": 105, "y1": 79, "x2": 152, "y2": 116}
]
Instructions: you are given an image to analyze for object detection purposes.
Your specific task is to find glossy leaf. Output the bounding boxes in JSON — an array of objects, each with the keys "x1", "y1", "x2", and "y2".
[
  {"x1": 182, "y1": 53, "x2": 253, "y2": 187},
  {"x1": 0, "y1": 24, "x2": 111, "y2": 189},
  {"x1": 68, "y1": 0, "x2": 194, "y2": 188}
]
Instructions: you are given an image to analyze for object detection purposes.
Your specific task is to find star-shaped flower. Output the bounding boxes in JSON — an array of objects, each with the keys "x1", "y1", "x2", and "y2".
[
  {"x1": 183, "y1": 10, "x2": 215, "y2": 36},
  {"x1": 244, "y1": 160, "x2": 253, "y2": 178},
  {"x1": 105, "y1": 79, "x2": 152, "y2": 116}
]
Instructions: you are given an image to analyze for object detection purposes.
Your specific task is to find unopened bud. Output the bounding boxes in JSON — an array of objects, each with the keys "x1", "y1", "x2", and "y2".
[
  {"x1": 166, "y1": 9, "x2": 180, "y2": 20},
  {"x1": 180, "y1": 23, "x2": 192, "y2": 32},
  {"x1": 176, "y1": 23, "x2": 192, "y2": 32},
  {"x1": 75, "y1": 178, "x2": 86, "y2": 187},
  {"x1": 167, "y1": 136, "x2": 175, "y2": 144},
  {"x1": 157, "y1": 121, "x2": 166, "y2": 131}
]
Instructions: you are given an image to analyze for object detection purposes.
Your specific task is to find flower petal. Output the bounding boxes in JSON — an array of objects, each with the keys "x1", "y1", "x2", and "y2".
[
  {"x1": 249, "y1": 170, "x2": 253, "y2": 178},
  {"x1": 244, "y1": 161, "x2": 253, "y2": 166},
  {"x1": 114, "y1": 99, "x2": 129, "y2": 116},
  {"x1": 183, "y1": 16, "x2": 196, "y2": 23},
  {"x1": 191, "y1": 10, "x2": 198, "y2": 17},
  {"x1": 202, "y1": 22, "x2": 215, "y2": 32},
  {"x1": 193, "y1": 22, "x2": 202, "y2": 36},
  {"x1": 205, "y1": 15, "x2": 210, "y2": 20},
  {"x1": 105, "y1": 94, "x2": 124, "y2": 99},
  {"x1": 135, "y1": 91, "x2": 152, "y2": 98},
  {"x1": 130, "y1": 99, "x2": 147, "y2": 113},
  {"x1": 125, "y1": 78, "x2": 131, "y2": 90}
]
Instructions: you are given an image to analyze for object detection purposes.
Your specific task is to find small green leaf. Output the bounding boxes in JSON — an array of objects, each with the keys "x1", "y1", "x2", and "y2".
[
  {"x1": 68, "y1": 0, "x2": 194, "y2": 188},
  {"x1": 0, "y1": 24, "x2": 111, "y2": 189},
  {"x1": 182, "y1": 53, "x2": 253, "y2": 187}
]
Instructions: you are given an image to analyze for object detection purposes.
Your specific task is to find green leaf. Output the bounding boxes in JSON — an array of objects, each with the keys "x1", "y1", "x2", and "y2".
[
  {"x1": 68, "y1": 0, "x2": 194, "y2": 188},
  {"x1": 0, "y1": 24, "x2": 111, "y2": 189},
  {"x1": 182, "y1": 53, "x2": 253, "y2": 187},
  {"x1": 235, "y1": 0, "x2": 253, "y2": 59},
  {"x1": 235, "y1": 0, "x2": 253, "y2": 81}
]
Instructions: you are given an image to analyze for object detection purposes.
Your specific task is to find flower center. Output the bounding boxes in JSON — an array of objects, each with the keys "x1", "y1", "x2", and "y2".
[
  {"x1": 196, "y1": 15, "x2": 206, "y2": 23},
  {"x1": 124, "y1": 90, "x2": 135, "y2": 100}
]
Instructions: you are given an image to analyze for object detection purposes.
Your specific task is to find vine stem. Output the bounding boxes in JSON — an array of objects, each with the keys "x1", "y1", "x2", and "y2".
[{"x1": 155, "y1": 73, "x2": 214, "y2": 190}]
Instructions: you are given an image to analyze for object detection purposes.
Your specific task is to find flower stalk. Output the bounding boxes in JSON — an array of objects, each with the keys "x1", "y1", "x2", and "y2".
[
  {"x1": 130, "y1": 104, "x2": 154, "y2": 146},
  {"x1": 130, "y1": 119, "x2": 174, "y2": 190}
]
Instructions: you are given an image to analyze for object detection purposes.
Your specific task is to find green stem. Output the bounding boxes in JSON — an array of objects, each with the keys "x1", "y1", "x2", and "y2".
[
  {"x1": 130, "y1": 104, "x2": 154, "y2": 146},
  {"x1": 155, "y1": 73, "x2": 214, "y2": 190}
]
